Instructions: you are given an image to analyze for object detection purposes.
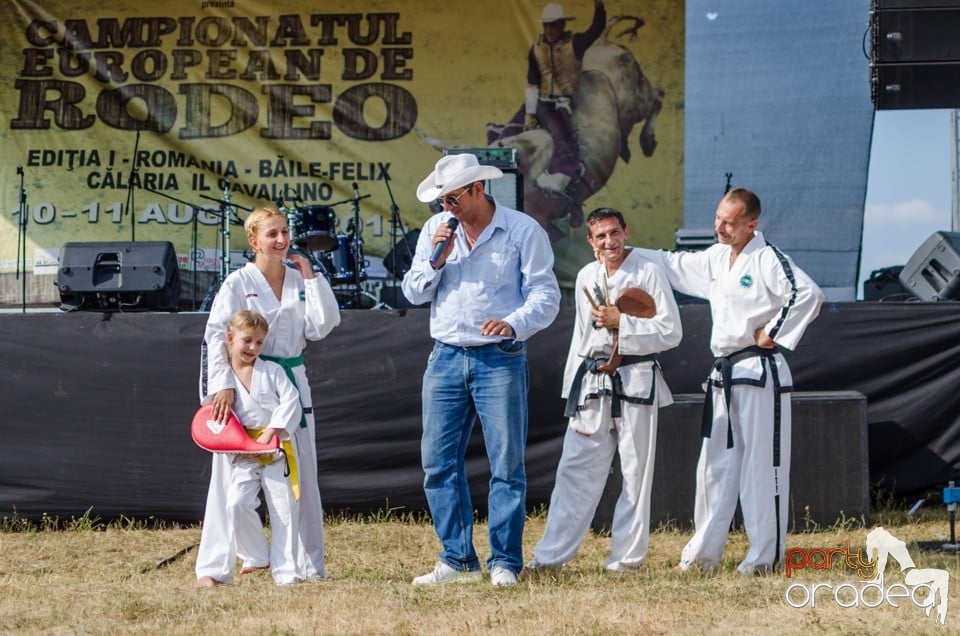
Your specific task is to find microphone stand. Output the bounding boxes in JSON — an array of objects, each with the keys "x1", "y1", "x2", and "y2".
[
  {"x1": 724, "y1": 171, "x2": 733, "y2": 194},
  {"x1": 199, "y1": 184, "x2": 251, "y2": 309},
  {"x1": 124, "y1": 131, "x2": 142, "y2": 242},
  {"x1": 143, "y1": 185, "x2": 221, "y2": 310},
  {"x1": 380, "y1": 162, "x2": 410, "y2": 305},
  {"x1": 15, "y1": 166, "x2": 27, "y2": 313},
  {"x1": 348, "y1": 183, "x2": 374, "y2": 308}
]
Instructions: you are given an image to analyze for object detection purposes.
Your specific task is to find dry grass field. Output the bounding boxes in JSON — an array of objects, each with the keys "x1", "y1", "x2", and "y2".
[{"x1": 1, "y1": 505, "x2": 958, "y2": 635}]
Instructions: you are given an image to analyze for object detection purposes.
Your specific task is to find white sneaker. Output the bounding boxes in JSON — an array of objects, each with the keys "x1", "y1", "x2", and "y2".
[
  {"x1": 490, "y1": 566, "x2": 518, "y2": 587},
  {"x1": 605, "y1": 562, "x2": 642, "y2": 574},
  {"x1": 412, "y1": 562, "x2": 482, "y2": 586},
  {"x1": 738, "y1": 563, "x2": 773, "y2": 577}
]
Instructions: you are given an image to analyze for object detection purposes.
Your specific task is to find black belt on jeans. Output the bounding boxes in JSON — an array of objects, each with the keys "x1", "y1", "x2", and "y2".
[
  {"x1": 700, "y1": 345, "x2": 779, "y2": 448},
  {"x1": 563, "y1": 354, "x2": 659, "y2": 419},
  {"x1": 441, "y1": 341, "x2": 507, "y2": 350}
]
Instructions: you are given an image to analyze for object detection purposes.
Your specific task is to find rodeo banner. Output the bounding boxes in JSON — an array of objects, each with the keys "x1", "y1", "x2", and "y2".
[{"x1": 0, "y1": 0, "x2": 683, "y2": 307}]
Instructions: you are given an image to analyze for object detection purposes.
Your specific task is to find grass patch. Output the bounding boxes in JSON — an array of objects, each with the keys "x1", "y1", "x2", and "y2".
[{"x1": 1, "y1": 506, "x2": 958, "y2": 634}]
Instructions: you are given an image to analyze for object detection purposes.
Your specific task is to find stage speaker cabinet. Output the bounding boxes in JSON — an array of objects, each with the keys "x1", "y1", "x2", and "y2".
[
  {"x1": 57, "y1": 241, "x2": 181, "y2": 312},
  {"x1": 486, "y1": 169, "x2": 524, "y2": 212},
  {"x1": 383, "y1": 229, "x2": 420, "y2": 278},
  {"x1": 863, "y1": 265, "x2": 912, "y2": 301},
  {"x1": 442, "y1": 147, "x2": 524, "y2": 211},
  {"x1": 872, "y1": 4, "x2": 960, "y2": 63},
  {"x1": 898, "y1": 231, "x2": 960, "y2": 300},
  {"x1": 871, "y1": 62, "x2": 960, "y2": 109},
  {"x1": 871, "y1": 1, "x2": 960, "y2": 108}
]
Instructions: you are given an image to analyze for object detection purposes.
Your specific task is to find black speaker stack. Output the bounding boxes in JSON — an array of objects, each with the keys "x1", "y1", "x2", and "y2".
[
  {"x1": 871, "y1": 1, "x2": 960, "y2": 109},
  {"x1": 56, "y1": 241, "x2": 181, "y2": 312}
]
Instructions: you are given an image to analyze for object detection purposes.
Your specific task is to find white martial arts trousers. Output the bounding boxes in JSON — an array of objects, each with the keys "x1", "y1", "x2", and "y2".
[
  {"x1": 195, "y1": 454, "x2": 301, "y2": 585},
  {"x1": 195, "y1": 411, "x2": 326, "y2": 580},
  {"x1": 531, "y1": 395, "x2": 658, "y2": 571},
  {"x1": 679, "y1": 362, "x2": 792, "y2": 575},
  {"x1": 294, "y1": 415, "x2": 326, "y2": 579}
]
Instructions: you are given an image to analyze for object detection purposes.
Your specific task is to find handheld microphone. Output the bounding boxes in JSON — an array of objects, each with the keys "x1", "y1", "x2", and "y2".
[
  {"x1": 352, "y1": 182, "x2": 360, "y2": 201},
  {"x1": 284, "y1": 247, "x2": 307, "y2": 270},
  {"x1": 429, "y1": 217, "x2": 460, "y2": 268}
]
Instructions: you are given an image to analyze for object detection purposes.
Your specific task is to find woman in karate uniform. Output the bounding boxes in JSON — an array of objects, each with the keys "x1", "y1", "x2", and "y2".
[{"x1": 196, "y1": 206, "x2": 340, "y2": 585}]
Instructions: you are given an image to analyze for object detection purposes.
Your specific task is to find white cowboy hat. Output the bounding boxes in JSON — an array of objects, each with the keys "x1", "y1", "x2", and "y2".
[
  {"x1": 416, "y1": 154, "x2": 503, "y2": 203},
  {"x1": 541, "y1": 3, "x2": 576, "y2": 23}
]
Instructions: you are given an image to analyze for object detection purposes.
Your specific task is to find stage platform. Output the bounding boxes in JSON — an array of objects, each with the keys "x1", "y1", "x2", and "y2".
[{"x1": 1, "y1": 302, "x2": 958, "y2": 525}]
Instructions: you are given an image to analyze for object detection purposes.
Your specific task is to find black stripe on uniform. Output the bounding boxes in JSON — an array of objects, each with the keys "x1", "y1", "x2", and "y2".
[{"x1": 765, "y1": 241, "x2": 798, "y2": 342}]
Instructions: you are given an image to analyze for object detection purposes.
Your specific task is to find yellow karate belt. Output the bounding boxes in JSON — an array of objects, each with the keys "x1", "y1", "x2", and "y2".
[{"x1": 246, "y1": 428, "x2": 300, "y2": 501}]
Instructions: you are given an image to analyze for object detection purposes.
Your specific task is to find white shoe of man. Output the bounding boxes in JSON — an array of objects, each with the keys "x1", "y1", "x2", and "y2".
[
  {"x1": 412, "y1": 562, "x2": 483, "y2": 586},
  {"x1": 490, "y1": 566, "x2": 518, "y2": 587}
]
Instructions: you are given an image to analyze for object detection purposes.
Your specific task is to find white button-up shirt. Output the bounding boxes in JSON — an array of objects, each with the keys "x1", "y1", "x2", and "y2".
[{"x1": 401, "y1": 202, "x2": 560, "y2": 346}]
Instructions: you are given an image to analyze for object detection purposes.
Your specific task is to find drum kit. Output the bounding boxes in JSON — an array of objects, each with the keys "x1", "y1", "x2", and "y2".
[
  {"x1": 282, "y1": 187, "x2": 379, "y2": 309},
  {"x1": 188, "y1": 179, "x2": 409, "y2": 311}
]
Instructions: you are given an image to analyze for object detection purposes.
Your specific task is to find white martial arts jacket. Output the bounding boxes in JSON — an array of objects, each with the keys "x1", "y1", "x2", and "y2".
[
  {"x1": 636, "y1": 232, "x2": 823, "y2": 384},
  {"x1": 201, "y1": 262, "x2": 340, "y2": 403},
  {"x1": 641, "y1": 232, "x2": 821, "y2": 354},
  {"x1": 231, "y1": 358, "x2": 302, "y2": 443},
  {"x1": 562, "y1": 248, "x2": 682, "y2": 432}
]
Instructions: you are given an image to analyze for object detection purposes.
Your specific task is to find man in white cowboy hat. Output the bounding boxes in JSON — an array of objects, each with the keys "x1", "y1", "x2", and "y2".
[
  {"x1": 487, "y1": 1, "x2": 606, "y2": 226},
  {"x1": 402, "y1": 153, "x2": 560, "y2": 587}
]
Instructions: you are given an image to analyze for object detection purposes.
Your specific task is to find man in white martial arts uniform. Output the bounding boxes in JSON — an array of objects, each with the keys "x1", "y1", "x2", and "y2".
[
  {"x1": 638, "y1": 188, "x2": 823, "y2": 575},
  {"x1": 197, "y1": 207, "x2": 340, "y2": 583},
  {"x1": 527, "y1": 207, "x2": 681, "y2": 573}
]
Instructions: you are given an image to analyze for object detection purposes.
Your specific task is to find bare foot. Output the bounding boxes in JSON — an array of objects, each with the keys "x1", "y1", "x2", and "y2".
[
  {"x1": 240, "y1": 565, "x2": 269, "y2": 575},
  {"x1": 196, "y1": 576, "x2": 220, "y2": 588}
]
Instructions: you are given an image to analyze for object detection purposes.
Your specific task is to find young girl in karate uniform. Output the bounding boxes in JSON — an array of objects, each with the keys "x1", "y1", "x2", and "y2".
[{"x1": 196, "y1": 309, "x2": 304, "y2": 587}]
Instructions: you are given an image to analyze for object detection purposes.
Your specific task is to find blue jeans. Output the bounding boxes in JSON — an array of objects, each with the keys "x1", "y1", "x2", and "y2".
[{"x1": 421, "y1": 340, "x2": 529, "y2": 574}]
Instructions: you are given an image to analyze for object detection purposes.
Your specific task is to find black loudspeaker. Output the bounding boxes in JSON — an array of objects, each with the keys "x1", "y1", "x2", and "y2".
[
  {"x1": 870, "y1": 2, "x2": 960, "y2": 108},
  {"x1": 486, "y1": 170, "x2": 524, "y2": 211},
  {"x1": 872, "y1": 6, "x2": 960, "y2": 63},
  {"x1": 57, "y1": 241, "x2": 181, "y2": 312},
  {"x1": 442, "y1": 147, "x2": 524, "y2": 211},
  {"x1": 378, "y1": 285, "x2": 424, "y2": 309},
  {"x1": 383, "y1": 230, "x2": 420, "y2": 278},
  {"x1": 873, "y1": 0, "x2": 960, "y2": 10},
  {"x1": 871, "y1": 62, "x2": 960, "y2": 109},
  {"x1": 863, "y1": 265, "x2": 912, "y2": 301},
  {"x1": 898, "y1": 231, "x2": 960, "y2": 300}
]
